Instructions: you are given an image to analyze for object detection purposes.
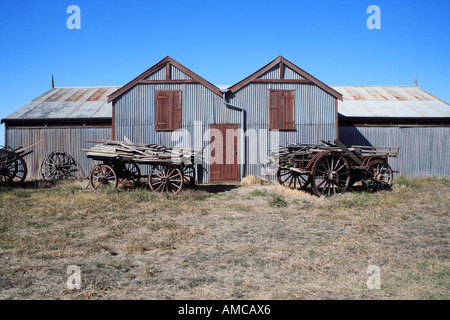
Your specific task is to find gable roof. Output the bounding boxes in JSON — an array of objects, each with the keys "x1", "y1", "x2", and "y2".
[
  {"x1": 1, "y1": 86, "x2": 119, "y2": 124},
  {"x1": 107, "y1": 56, "x2": 223, "y2": 103},
  {"x1": 227, "y1": 56, "x2": 343, "y2": 100},
  {"x1": 333, "y1": 85, "x2": 450, "y2": 118}
]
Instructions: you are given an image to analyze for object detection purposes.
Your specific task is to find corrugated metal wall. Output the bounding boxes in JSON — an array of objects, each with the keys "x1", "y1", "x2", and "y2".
[
  {"x1": 145, "y1": 67, "x2": 166, "y2": 80},
  {"x1": 6, "y1": 127, "x2": 112, "y2": 178},
  {"x1": 227, "y1": 81, "x2": 337, "y2": 179},
  {"x1": 115, "y1": 64, "x2": 338, "y2": 183},
  {"x1": 339, "y1": 125, "x2": 450, "y2": 177},
  {"x1": 114, "y1": 83, "x2": 224, "y2": 183},
  {"x1": 283, "y1": 66, "x2": 306, "y2": 80}
]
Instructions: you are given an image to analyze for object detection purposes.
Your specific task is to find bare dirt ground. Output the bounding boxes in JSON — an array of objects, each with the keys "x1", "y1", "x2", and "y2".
[{"x1": 0, "y1": 177, "x2": 448, "y2": 300}]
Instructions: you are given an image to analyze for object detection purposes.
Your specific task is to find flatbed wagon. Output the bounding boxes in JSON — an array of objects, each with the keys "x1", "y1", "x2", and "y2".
[
  {"x1": 266, "y1": 139, "x2": 399, "y2": 197},
  {"x1": 83, "y1": 139, "x2": 202, "y2": 194}
]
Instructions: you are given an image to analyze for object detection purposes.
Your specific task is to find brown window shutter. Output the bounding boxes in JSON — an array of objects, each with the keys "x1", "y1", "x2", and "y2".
[
  {"x1": 269, "y1": 90, "x2": 295, "y2": 130},
  {"x1": 269, "y1": 91, "x2": 279, "y2": 130},
  {"x1": 173, "y1": 91, "x2": 182, "y2": 130},
  {"x1": 155, "y1": 90, "x2": 182, "y2": 131},
  {"x1": 156, "y1": 92, "x2": 169, "y2": 130},
  {"x1": 284, "y1": 93, "x2": 295, "y2": 130}
]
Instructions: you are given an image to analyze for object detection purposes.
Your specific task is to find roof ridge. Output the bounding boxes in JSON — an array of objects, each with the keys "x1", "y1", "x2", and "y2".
[
  {"x1": 331, "y1": 85, "x2": 416, "y2": 87},
  {"x1": 54, "y1": 86, "x2": 121, "y2": 88}
]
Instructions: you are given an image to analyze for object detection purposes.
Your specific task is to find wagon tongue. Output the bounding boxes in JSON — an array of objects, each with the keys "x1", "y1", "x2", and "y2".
[{"x1": 333, "y1": 139, "x2": 363, "y2": 166}]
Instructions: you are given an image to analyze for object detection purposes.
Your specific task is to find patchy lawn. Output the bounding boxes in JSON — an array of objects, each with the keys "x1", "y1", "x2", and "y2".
[{"x1": 0, "y1": 177, "x2": 449, "y2": 299}]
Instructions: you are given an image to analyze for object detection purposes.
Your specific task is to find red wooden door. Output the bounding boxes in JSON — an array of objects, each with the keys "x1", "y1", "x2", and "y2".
[{"x1": 209, "y1": 123, "x2": 240, "y2": 183}]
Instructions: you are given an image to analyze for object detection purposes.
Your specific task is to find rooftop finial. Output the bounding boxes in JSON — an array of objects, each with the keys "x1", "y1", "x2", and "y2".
[
  {"x1": 52, "y1": 74, "x2": 55, "y2": 88},
  {"x1": 414, "y1": 73, "x2": 417, "y2": 86}
]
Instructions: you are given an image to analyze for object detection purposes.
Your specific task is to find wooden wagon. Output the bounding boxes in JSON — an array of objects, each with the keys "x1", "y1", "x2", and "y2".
[
  {"x1": 0, "y1": 140, "x2": 44, "y2": 188},
  {"x1": 83, "y1": 140, "x2": 202, "y2": 194},
  {"x1": 265, "y1": 139, "x2": 400, "y2": 197}
]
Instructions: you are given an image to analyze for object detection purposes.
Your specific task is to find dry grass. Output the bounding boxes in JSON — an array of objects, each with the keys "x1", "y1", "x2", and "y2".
[{"x1": 0, "y1": 177, "x2": 448, "y2": 300}]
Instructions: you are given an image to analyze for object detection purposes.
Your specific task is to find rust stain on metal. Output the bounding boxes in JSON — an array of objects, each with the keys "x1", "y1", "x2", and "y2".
[
  {"x1": 44, "y1": 90, "x2": 65, "y2": 102},
  {"x1": 411, "y1": 91, "x2": 431, "y2": 101},
  {"x1": 365, "y1": 87, "x2": 387, "y2": 100},
  {"x1": 371, "y1": 88, "x2": 388, "y2": 100},
  {"x1": 87, "y1": 89, "x2": 107, "y2": 101},
  {"x1": 65, "y1": 89, "x2": 89, "y2": 101}
]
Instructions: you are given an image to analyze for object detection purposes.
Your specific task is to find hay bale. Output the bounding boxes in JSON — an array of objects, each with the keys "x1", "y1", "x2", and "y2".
[{"x1": 240, "y1": 175, "x2": 268, "y2": 186}]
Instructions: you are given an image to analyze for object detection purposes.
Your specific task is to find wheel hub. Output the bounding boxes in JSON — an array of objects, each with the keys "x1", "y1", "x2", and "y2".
[
  {"x1": 375, "y1": 173, "x2": 384, "y2": 182},
  {"x1": 328, "y1": 171, "x2": 338, "y2": 181}
]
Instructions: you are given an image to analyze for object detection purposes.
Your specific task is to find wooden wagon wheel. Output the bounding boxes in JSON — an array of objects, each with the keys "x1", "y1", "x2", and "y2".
[
  {"x1": 148, "y1": 164, "x2": 183, "y2": 194},
  {"x1": 277, "y1": 168, "x2": 309, "y2": 190},
  {"x1": 120, "y1": 162, "x2": 141, "y2": 187},
  {"x1": 310, "y1": 152, "x2": 350, "y2": 197},
  {"x1": 362, "y1": 160, "x2": 393, "y2": 192},
  {"x1": 181, "y1": 164, "x2": 196, "y2": 188},
  {"x1": 89, "y1": 164, "x2": 118, "y2": 190},
  {"x1": 40, "y1": 151, "x2": 78, "y2": 180},
  {"x1": 0, "y1": 153, "x2": 27, "y2": 188}
]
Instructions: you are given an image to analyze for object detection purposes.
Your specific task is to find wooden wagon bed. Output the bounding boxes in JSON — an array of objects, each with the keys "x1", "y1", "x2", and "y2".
[{"x1": 83, "y1": 139, "x2": 203, "y2": 194}]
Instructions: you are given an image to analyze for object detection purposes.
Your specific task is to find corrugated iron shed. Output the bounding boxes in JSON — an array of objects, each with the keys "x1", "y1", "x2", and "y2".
[
  {"x1": 1, "y1": 86, "x2": 120, "y2": 123},
  {"x1": 332, "y1": 86, "x2": 450, "y2": 118}
]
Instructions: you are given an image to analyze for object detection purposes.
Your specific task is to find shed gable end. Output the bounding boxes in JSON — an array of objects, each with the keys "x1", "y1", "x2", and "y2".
[
  {"x1": 228, "y1": 56, "x2": 342, "y2": 101},
  {"x1": 108, "y1": 56, "x2": 223, "y2": 103}
]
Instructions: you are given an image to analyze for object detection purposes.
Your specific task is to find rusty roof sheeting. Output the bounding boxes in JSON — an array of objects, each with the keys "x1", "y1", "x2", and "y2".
[
  {"x1": 333, "y1": 86, "x2": 450, "y2": 118},
  {"x1": 3, "y1": 85, "x2": 450, "y2": 123},
  {"x1": 2, "y1": 87, "x2": 120, "y2": 122}
]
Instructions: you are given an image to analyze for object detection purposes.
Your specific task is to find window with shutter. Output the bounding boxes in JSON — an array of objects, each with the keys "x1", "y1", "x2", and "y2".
[
  {"x1": 269, "y1": 90, "x2": 295, "y2": 130},
  {"x1": 155, "y1": 90, "x2": 182, "y2": 131}
]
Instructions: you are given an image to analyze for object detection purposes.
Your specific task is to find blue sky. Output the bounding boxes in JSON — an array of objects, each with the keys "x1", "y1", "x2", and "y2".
[{"x1": 1, "y1": 0, "x2": 449, "y2": 146}]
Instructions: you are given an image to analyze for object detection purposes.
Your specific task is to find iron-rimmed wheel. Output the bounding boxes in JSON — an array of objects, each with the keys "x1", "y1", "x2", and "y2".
[
  {"x1": 41, "y1": 151, "x2": 78, "y2": 180},
  {"x1": 362, "y1": 160, "x2": 393, "y2": 192},
  {"x1": 0, "y1": 153, "x2": 27, "y2": 188},
  {"x1": 310, "y1": 152, "x2": 350, "y2": 197},
  {"x1": 148, "y1": 164, "x2": 183, "y2": 194},
  {"x1": 181, "y1": 164, "x2": 196, "y2": 188},
  {"x1": 89, "y1": 164, "x2": 118, "y2": 190},
  {"x1": 277, "y1": 167, "x2": 309, "y2": 190}
]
